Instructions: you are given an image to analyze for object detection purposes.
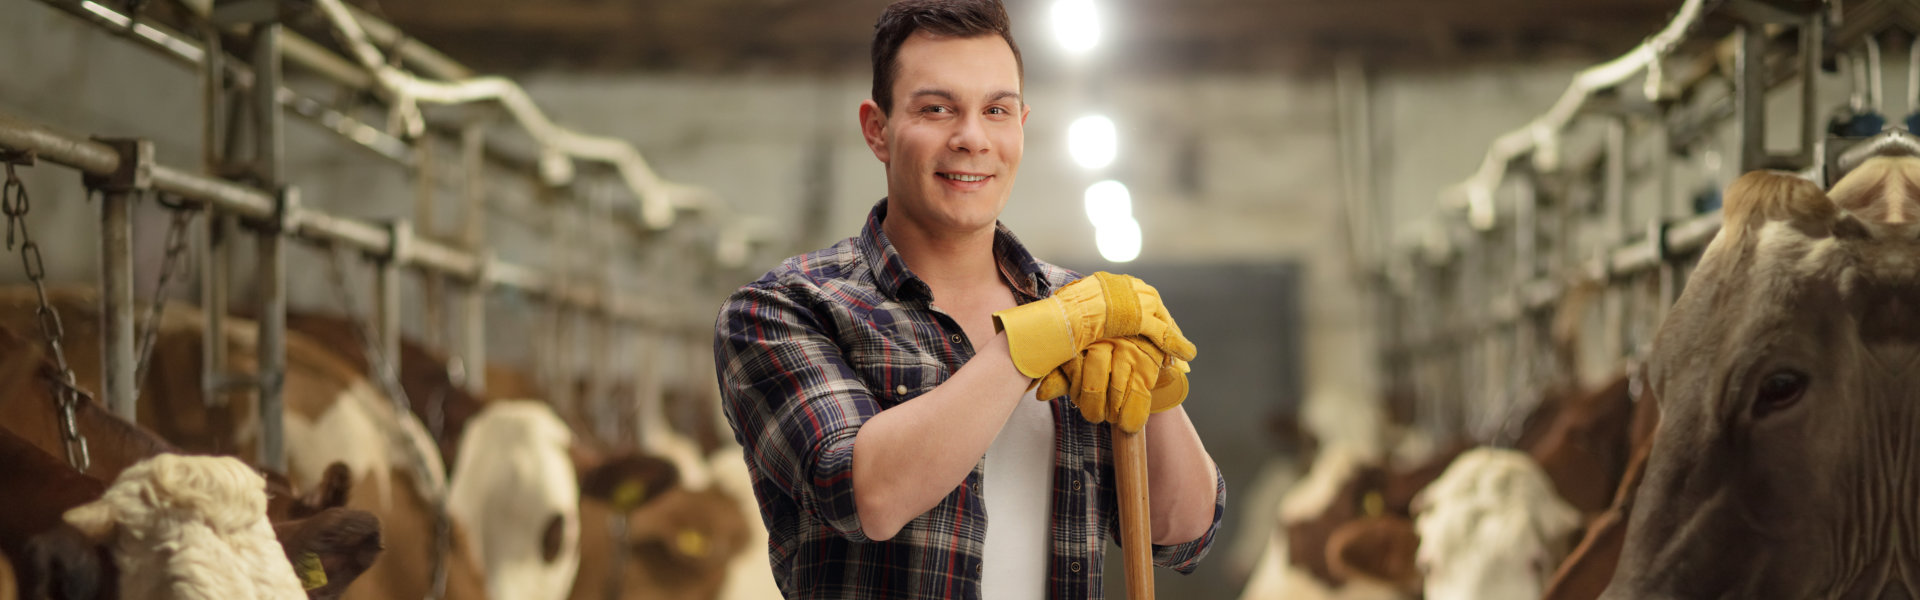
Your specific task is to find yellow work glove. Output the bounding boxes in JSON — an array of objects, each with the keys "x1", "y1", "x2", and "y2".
[
  {"x1": 992, "y1": 272, "x2": 1197, "y2": 379},
  {"x1": 1035, "y1": 336, "x2": 1191, "y2": 433}
]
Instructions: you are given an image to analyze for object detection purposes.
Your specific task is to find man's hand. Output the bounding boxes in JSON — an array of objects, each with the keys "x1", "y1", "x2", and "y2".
[
  {"x1": 1036, "y1": 336, "x2": 1191, "y2": 433},
  {"x1": 992, "y1": 272, "x2": 1197, "y2": 379}
]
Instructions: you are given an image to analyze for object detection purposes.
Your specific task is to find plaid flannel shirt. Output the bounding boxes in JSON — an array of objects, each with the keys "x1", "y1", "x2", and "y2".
[{"x1": 713, "y1": 199, "x2": 1225, "y2": 599}]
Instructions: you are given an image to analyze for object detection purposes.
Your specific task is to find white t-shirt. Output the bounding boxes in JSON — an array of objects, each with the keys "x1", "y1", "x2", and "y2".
[{"x1": 981, "y1": 387, "x2": 1057, "y2": 599}]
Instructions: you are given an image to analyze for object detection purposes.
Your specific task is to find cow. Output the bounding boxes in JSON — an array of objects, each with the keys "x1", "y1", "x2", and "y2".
[
  {"x1": 280, "y1": 334, "x2": 707, "y2": 600},
  {"x1": 0, "y1": 423, "x2": 382, "y2": 600},
  {"x1": 1411, "y1": 448, "x2": 1583, "y2": 600},
  {"x1": 447, "y1": 401, "x2": 580, "y2": 600},
  {"x1": 0, "y1": 287, "x2": 491, "y2": 600},
  {"x1": 0, "y1": 323, "x2": 383, "y2": 600},
  {"x1": 285, "y1": 312, "x2": 484, "y2": 469},
  {"x1": 1603, "y1": 152, "x2": 1920, "y2": 597},
  {"x1": 62, "y1": 453, "x2": 309, "y2": 598}
]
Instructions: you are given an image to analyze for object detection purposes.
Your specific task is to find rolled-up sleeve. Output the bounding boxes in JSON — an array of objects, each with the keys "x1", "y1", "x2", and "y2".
[
  {"x1": 714, "y1": 283, "x2": 882, "y2": 542},
  {"x1": 1150, "y1": 463, "x2": 1227, "y2": 573}
]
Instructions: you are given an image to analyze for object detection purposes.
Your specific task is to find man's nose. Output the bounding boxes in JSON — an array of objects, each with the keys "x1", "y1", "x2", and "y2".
[{"x1": 949, "y1": 114, "x2": 990, "y2": 154}]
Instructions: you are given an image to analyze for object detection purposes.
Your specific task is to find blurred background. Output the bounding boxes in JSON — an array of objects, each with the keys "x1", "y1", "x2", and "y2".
[{"x1": 0, "y1": 0, "x2": 1859, "y2": 598}]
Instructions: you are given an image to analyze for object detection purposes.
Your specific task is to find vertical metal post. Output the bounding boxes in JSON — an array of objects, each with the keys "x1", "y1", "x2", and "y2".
[
  {"x1": 459, "y1": 123, "x2": 488, "y2": 396},
  {"x1": 377, "y1": 220, "x2": 409, "y2": 369},
  {"x1": 254, "y1": 20, "x2": 289, "y2": 472},
  {"x1": 1737, "y1": 22, "x2": 1768, "y2": 172},
  {"x1": 461, "y1": 278, "x2": 487, "y2": 396},
  {"x1": 203, "y1": 213, "x2": 232, "y2": 405},
  {"x1": 1800, "y1": 15, "x2": 1822, "y2": 168},
  {"x1": 199, "y1": 15, "x2": 231, "y2": 410},
  {"x1": 85, "y1": 139, "x2": 153, "y2": 422},
  {"x1": 99, "y1": 189, "x2": 137, "y2": 420},
  {"x1": 1603, "y1": 118, "x2": 1628, "y2": 364}
]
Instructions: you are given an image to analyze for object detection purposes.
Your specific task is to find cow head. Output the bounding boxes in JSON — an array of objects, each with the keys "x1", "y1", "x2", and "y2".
[
  {"x1": 1413, "y1": 448, "x2": 1582, "y2": 600},
  {"x1": 1604, "y1": 155, "x2": 1920, "y2": 599}
]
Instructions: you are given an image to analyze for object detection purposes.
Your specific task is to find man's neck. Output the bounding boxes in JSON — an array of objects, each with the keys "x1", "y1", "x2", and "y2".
[{"x1": 882, "y1": 213, "x2": 1002, "y2": 299}]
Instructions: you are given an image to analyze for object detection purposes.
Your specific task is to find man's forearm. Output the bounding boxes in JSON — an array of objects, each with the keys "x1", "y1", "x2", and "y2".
[
  {"x1": 852, "y1": 332, "x2": 1033, "y2": 541},
  {"x1": 1143, "y1": 406, "x2": 1218, "y2": 545}
]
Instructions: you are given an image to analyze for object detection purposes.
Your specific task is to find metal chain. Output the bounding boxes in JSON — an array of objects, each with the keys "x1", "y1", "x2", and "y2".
[
  {"x1": 133, "y1": 196, "x2": 198, "y2": 391},
  {"x1": 319, "y1": 243, "x2": 450, "y2": 600},
  {"x1": 3, "y1": 158, "x2": 91, "y2": 472}
]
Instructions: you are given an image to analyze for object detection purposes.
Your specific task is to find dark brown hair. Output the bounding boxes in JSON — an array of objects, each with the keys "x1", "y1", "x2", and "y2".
[{"x1": 870, "y1": 0, "x2": 1024, "y2": 115}]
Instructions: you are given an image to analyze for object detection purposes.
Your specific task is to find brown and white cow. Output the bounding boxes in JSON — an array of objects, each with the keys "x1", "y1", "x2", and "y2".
[
  {"x1": 0, "y1": 288, "x2": 490, "y2": 600},
  {"x1": 0, "y1": 322, "x2": 383, "y2": 600},
  {"x1": 1603, "y1": 150, "x2": 1920, "y2": 597}
]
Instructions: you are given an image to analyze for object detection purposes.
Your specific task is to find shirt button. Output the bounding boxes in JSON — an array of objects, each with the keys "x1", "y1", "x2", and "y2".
[
  {"x1": 1070, "y1": 561, "x2": 1082, "y2": 573},
  {"x1": 1071, "y1": 479, "x2": 1082, "y2": 491},
  {"x1": 949, "y1": 333, "x2": 964, "y2": 344},
  {"x1": 975, "y1": 563, "x2": 983, "y2": 574},
  {"x1": 895, "y1": 385, "x2": 909, "y2": 396}
]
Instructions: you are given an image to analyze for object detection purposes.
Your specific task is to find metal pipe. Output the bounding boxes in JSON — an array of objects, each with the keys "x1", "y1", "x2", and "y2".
[
  {"x1": 461, "y1": 283, "x2": 486, "y2": 395},
  {"x1": 201, "y1": 212, "x2": 231, "y2": 405},
  {"x1": 1604, "y1": 117, "x2": 1628, "y2": 243},
  {"x1": 99, "y1": 190, "x2": 136, "y2": 420},
  {"x1": 459, "y1": 123, "x2": 488, "y2": 395},
  {"x1": 35, "y1": 0, "x2": 764, "y2": 269},
  {"x1": 256, "y1": 215, "x2": 288, "y2": 472},
  {"x1": 1737, "y1": 22, "x2": 1769, "y2": 172},
  {"x1": 254, "y1": 22, "x2": 288, "y2": 472},
  {"x1": 0, "y1": 110, "x2": 709, "y2": 332},
  {"x1": 1909, "y1": 36, "x2": 1920, "y2": 111},
  {"x1": 1800, "y1": 14, "x2": 1821, "y2": 168},
  {"x1": 376, "y1": 255, "x2": 402, "y2": 373},
  {"x1": 1868, "y1": 35, "x2": 1885, "y2": 112}
]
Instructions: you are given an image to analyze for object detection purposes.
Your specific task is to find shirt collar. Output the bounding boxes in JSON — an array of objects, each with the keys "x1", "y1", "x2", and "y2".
[{"x1": 857, "y1": 198, "x2": 1052, "y2": 303}]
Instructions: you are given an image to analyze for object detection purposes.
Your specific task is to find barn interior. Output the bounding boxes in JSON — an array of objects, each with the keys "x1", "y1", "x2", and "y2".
[{"x1": 0, "y1": 0, "x2": 1896, "y2": 598}]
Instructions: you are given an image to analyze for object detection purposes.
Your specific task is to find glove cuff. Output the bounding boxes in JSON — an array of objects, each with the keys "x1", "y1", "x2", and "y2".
[{"x1": 993, "y1": 301, "x2": 1078, "y2": 379}]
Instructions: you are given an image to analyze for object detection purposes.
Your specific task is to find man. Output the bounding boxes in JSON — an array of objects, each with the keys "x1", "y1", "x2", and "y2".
[{"x1": 712, "y1": 1, "x2": 1224, "y2": 597}]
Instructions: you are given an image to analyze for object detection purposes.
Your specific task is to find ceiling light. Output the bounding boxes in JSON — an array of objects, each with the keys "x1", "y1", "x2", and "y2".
[
  {"x1": 1083, "y1": 180, "x2": 1132, "y2": 228},
  {"x1": 1051, "y1": 0, "x2": 1100, "y2": 54},
  {"x1": 1096, "y1": 218, "x2": 1142, "y2": 263},
  {"x1": 1068, "y1": 114, "x2": 1117, "y2": 170}
]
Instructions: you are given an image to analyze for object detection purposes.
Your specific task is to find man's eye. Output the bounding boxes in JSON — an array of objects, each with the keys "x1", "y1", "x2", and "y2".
[
  {"x1": 987, "y1": 107, "x2": 1008, "y2": 115},
  {"x1": 923, "y1": 106, "x2": 949, "y2": 114}
]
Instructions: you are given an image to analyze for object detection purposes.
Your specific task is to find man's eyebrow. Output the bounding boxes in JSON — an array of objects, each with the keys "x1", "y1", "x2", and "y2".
[
  {"x1": 906, "y1": 89, "x2": 1023, "y2": 105},
  {"x1": 909, "y1": 89, "x2": 957, "y2": 102}
]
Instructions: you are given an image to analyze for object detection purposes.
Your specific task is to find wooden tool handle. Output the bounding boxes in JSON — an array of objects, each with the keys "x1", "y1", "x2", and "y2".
[{"x1": 1113, "y1": 424, "x2": 1154, "y2": 600}]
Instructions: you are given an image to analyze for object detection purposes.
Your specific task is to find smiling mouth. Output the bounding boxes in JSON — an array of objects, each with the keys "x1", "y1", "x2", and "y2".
[{"x1": 939, "y1": 173, "x2": 989, "y2": 182}]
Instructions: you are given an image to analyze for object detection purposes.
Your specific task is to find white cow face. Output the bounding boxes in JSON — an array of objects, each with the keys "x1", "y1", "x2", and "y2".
[{"x1": 1414, "y1": 448, "x2": 1581, "y2": 600}]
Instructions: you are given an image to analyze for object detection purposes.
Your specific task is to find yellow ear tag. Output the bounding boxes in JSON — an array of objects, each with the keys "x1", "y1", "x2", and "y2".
[
  {"x1": 675, "y1": 529, "x2": 709, "y2": 558},
  {"x1": 295, "y1": 551, "x2": 328, "y2": 591},
  {"x1": 612, "y1": 480, "x2": 648, "y2": 512},
  {"x1": 1362, "y1": 491, "x2": 1385, "y2": 518}
]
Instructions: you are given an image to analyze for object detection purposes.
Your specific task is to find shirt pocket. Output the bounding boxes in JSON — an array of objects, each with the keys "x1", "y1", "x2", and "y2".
[{"x1": 849, "y1": 354, "x2": 949, "y2": 409}]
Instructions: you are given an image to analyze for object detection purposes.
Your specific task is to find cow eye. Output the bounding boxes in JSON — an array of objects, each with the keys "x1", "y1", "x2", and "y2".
[{"x1": 1753, "y1": 370, "x2": 1808, "y2": 418}]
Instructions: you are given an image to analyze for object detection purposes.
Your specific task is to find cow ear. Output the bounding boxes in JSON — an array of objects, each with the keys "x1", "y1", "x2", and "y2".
[
  {"x1": 300, "y1": 462, "x2": 355, "y2": 515},
  {"x1": 579, "y1": 454, "x2": 680, "y2": 513},
  {"x1": 275, "y1": 508, "x2": 383, "y2": 599},
  {"x1": 1723, "y1": 170, "x2": 1838, "y2": 240},
  {"x1": 62, "y1": 500, "x2": 118, "y2": 543}
]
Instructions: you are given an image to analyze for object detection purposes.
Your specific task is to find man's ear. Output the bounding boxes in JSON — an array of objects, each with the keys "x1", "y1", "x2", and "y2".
[
  {"x1": 1021, "y1": 102, "x2": 1031, "y2": 126},
  {"x1": 860, "y1": 100, "x2": 890, "y2": 164}
]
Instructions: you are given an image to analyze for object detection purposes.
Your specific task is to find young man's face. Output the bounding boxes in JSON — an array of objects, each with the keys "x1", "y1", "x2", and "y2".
[{"x1": 861, "y1": 31, "x2": 1029, "y2": 237}]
